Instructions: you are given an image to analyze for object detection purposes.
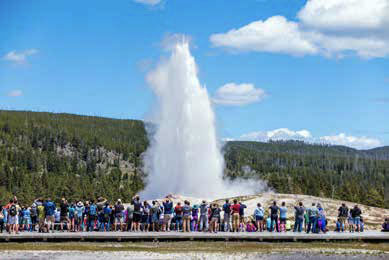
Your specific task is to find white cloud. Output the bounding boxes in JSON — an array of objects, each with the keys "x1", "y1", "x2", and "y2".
[
  {"x1": 320, "y1": 133, "x2": 381, "y2": 149},
  {"x1": 133, "y1": 0, "x2": 161, "y2": 6},
  {"x1": 236, "y1": 128, "x2": 382, "y2": 149},
  {"x1": 213, "y1": 82, "x2": 266, "y2": 106},
  {"x1": 298, "y1": 0, "x2": 389, "y2": 31},
  {"x1": 7, "y1": 90, "x2": 23, "y2": 97},
  {"x1": 210, "y1": 16, "x2": 318, "y2": 56},
  {"x1": 3, "y1": 49, "x2": 38, "y2": 64},
  {"x1": 240, "y1": 128, "x2": 312, "y2": 142},
  {"x1": 210, "y1": 0, "x2": 389, "y2": 58}
]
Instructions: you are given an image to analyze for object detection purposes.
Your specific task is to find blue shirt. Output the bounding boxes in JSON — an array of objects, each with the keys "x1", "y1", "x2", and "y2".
[
  {"x1": 280, "y1": 207, "x2": 287, "y2": 219},
  {"x1": 163, "y1": 201, "x2": 173, "y2": 214}
]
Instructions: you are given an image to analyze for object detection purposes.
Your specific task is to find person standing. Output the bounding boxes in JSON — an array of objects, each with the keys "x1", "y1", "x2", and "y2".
[
  {"x1": 162, "y1": 198, "x2": 173, "y2": 232},
  {"x1": 351, "y1": 205, "x2": 362, "y2": 232},
  {"x1": 306, "y1": 203, "x2": 318, "y2": 234},
  {"x1": 269, "y1": 201, "x2": 279, "y2": 232},
  {"x1": 293, "y1": 202, "x2": 305, "y2": 233},
  {"x1": 231, "y1": 199, "x2": 240, "y2": 232},
  {"x1": 338, "y1": 203, "x2": 348, "y2": 232},
  {"x1": 44, "y1": 198, "x2": 56, "y2": 233},
  {"x1": 254, "y1": 203, "x2": 264, "y2": 232},
  {"x1": 199, "y1": 200, "x2": 208, "y2": 232},
  {"x1": 88, "y1": 200, "x2": 98, "y2": 232},
  {"x1": 182, "y1": 200, "x2": 192, "y2": 232},
  {"x1": 132, "y1": 195, "x2": 142, "y2": 232},
  {"x1": 222, "y1": 200, "x2": 231, "y2": 232},
  {"x1": 59, "y1": 198, "x2": 69, "y2": 232},
  {"x1": 174, "y1": 202, "x2": 183, "y2": 232},
  {"x1": 279, "y1": 202, "x2": 288, "y2": 232}
]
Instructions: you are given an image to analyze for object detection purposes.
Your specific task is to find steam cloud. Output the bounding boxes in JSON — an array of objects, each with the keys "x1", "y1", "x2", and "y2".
[{"x1": 142, "y1": 37, "x2": 268, "y2": 199}]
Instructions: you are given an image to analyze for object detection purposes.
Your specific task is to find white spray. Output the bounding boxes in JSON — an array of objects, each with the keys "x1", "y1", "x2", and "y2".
[{"x1": 142, "y1": 39, "x2": 267, "y2": 199}]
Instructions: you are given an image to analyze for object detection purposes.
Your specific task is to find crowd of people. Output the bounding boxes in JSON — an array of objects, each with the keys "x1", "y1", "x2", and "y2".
[{"x1": 0, "y1": 195, "x2": 385, "y2": 234}]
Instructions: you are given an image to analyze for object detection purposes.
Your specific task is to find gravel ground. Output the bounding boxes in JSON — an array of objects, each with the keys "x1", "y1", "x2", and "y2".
[{"x1": 2, "y1": 250, "x2": 388, "y2": 260}]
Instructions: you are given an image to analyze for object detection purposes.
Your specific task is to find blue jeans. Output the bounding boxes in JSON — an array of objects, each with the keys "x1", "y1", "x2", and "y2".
[
  {"x1": 199, "y1": 215, "x2": 208, "y2": 231},
  {"x1": 175, "y1": 216, "x2": 183, "y2": 231},
  {"x1": 307, "y1": 216, "x2": 316, "y2": 233},
  {"x1": 294, "y1": 217, "x2": 303, "y2": 232}
]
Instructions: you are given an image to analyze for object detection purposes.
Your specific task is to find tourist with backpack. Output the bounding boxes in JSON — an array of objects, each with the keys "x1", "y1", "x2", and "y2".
[
  {"x1": 174, "y1": 202, "x2": 183, "y2": 231},
  {"x1": 114, "y1": 199, "x2": 125, "y2": 232},
  {"x1": 350, "y1": 204, "x2": 362, "y2": 232},
  {"x1": 338, "y1": 203, "x2": 348, "y2": 232},
  {"x1": 191, "y1": 204, "x2": 199, "y2": 231},
  {"x1": 293, "y1": 202, "x2": 305, "y2": 232},
  {"x1": 8, "y1": 200, "x2": 20, "y2": 234},
  {"x1": 150, "y1": 201, "x2": 160, "y2": 232},
  {"x1": 254, "y1": 203, "x2": 264, "y2": 232},
  {"x1": 209, "y1": 203, "x2": 221, "y2": 233},
  {"x1": 306, "y1": 203, "x2": 318, "y2": 234},
  {"x1": 131, "y1": 195, "x2": 142, "y2": 232}
]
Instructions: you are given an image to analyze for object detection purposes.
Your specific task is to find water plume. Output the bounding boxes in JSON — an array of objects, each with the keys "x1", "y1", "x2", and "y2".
[{"x1": 142, "y1": 37, "x2": 266, "y2": 199}]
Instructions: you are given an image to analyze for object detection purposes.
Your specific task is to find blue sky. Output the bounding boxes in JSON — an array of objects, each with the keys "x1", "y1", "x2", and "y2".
[{"x1": 1, "y1": 0, "x2": 388, "y2": 149}]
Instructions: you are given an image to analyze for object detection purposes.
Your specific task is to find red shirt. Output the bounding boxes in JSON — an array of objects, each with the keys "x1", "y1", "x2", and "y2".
[{"x1": 231, "y1": 204, "x2": 240, "y2": 214}]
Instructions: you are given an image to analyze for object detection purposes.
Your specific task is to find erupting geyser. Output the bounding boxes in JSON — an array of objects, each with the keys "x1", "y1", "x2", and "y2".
[
  {"x1": 142, "y1": 38, "x2": 264, "y2": 199},
  {"x1": 142, "y1": 39, "x2": 226, "y2": 199}
]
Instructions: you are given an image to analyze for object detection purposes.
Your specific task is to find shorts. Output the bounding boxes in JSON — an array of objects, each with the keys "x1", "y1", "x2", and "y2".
[
  {"x1": 353, "y1": 217, "x2": 361, "y2": 225},
  {"x1": 60, "y1": 216, "x2": 69, "y2": 222},
  {"x1": 22, "y1": 218, "x2": 31, "y2": 225},
  {"x1": 164, "y1": 214, "x2": 172, "y2": 223},
  {"x1": 255, "y1": 216, "x2": 264, "y2": 221},
  {"x1": 280, "y1": 218, "x2": 287, "y2": 224},
  {"x1": 183, "y1": 215, "x2": 191, "y2": 221},
  {"x1": 46, "y1": 215, "x2": 55, "y2": 224},
  {"x1": 232, "y1": 213, "x2": 239, "y2": 222},
  {"x1": 151, "y1": 215, "x2": 159, "y2": 223},
  {"x1": 211, "y1": 217, "x2": 219, "y2": 223},
  {"x1": 133, "y1": 213, "x2": 141, "y2": 223},
  {"x1": 115, "y1": 215, "x2": 123, "y2": 224},
  {"x1": 8, "y1": 215, "x2": 18, "y2": 225},
  {"x1": 141, "y1": 214, "x2": 150, "y2": 224}
]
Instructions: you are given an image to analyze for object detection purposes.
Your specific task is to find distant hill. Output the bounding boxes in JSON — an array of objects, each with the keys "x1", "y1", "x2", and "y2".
[{"x1": 0, "y1": 110, "x2": 387, "y2": 208}]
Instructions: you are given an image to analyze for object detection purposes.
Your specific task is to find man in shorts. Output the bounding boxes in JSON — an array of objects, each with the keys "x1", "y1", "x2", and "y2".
[
  {"x1": 44, "y1": 198, "x2": 56, "y2": 233},
  {"x1": 163, "y1": 197, "x2": 173, "y2": 231},
  {"x1": 114, "y1": 199, "x2": 124, "y2": 231},
  {"x1": 60, "y1": 198, "x2": 69, "y2": 232}
]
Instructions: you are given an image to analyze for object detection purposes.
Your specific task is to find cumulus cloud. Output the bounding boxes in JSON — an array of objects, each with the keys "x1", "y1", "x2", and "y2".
[
  {"x1": 210, "y1": 16, "x2": 318, "y2": 56},
  {"x1": 213, "y1": 83, "x2": 266, "y2": 106},
  {"x1": 7, "y1": 90, "x2": 23, "y2": 97},
  {"x1": 236, "y1": 128, "x2": 381, "y2": 149},
  {"x1": 3, "y1": 49, "x2": 38, "y2": 64},
  {"x1": 210, "y1": 0, "x2": 389, "y2": 58},
  {"x1": 298, "y1": 0, "x2": 389, "y2": 31},
  {"x1": 240, "y1": 128, "x2": 312, "y2": 142},
  {"x1": 133, "y1": 0, "x2": 162, "y2": 6},
  {"x1": 319, "y1": 133, "x2": 381, "y2": 149}
]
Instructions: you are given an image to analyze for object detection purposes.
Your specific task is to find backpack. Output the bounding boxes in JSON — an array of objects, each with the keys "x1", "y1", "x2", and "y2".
[
  {"x1": 89, "y1": 204, "x2": 97, "y2": 216},
  {"x1": 223, "y1": 203, "x2": 231, "y2": 214},
  {"x1": 9, "y1": 205, "x2": 17, "y2": 216}
]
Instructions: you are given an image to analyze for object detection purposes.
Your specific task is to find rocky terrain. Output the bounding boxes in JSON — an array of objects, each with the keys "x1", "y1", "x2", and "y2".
[{"x1": 149, "y1": 193, "x2": 389, "y2": 230}]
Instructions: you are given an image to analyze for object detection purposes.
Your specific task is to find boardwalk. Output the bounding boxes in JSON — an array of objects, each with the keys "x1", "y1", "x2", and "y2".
[{"x1": 0, "y1": 231, "x2": 388, "y2": 242}]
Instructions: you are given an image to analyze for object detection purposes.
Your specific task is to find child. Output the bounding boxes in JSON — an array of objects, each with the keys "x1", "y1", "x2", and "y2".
[{"x1": 22, "y1": 207, "x2": 31, "y2": 232}]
